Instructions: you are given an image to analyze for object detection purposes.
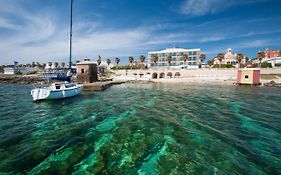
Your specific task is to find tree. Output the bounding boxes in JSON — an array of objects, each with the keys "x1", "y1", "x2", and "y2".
[
  {"x1": 217, "y1": 53, "x2": 224, "y2": 68},
  {"x1": 61, "y1": 62, "x2": 65, "y2": 68},
  {"x1": 48, "y1": 62, "x2": 52, "y2": 68},
  {"x1": 31, "y1": 62, "x2": 36, "y2": 68},
  {"x1": 167, "y1": 55, "x2": 172, "y2": 66},
  {"x1": 106, "y1": 58, "x2": 111, "y2": 67},
  {"x1": 182, "y1": 54, "x2": 189, "y2": 65},
  {"x1": 199, "y1": 53, "x2": 206, "y2": 68},
  {"x1": 36, "y1": 62, "x2": 41, "y2": 68},
  {"x1": 236, "y1": 53, "x2": 244, "y2": 68},
  {"x1": 151, "y1": 54, "x2": 158, "y2": 66},
  {"x1": 128, "y1": 56, "x2": 134, "y2": 69},
  {"x1": 115, "y1": 57, "x2": 120, "y2": 69},
  {"x1": 207, "y1": 59, "x2": 214, "y2": 66},
  {"x1": 140, "y1": 55, "x2": 145, "y2": 69},
  {"x1": 54, "y1": 62, "x2": 59, "y2": 68},
  {"x1": 199, "y1": 53, "x2": 206, "y2": 63},
  {"x1": 42, "y1": 63, "x2": 46, "y2": 69},
  {"x1": 257, "y1": 51, "x2": 265, "y2": 68},
  {"x1": 97, "y1": 55, "x2": 102, "y2": 66}
]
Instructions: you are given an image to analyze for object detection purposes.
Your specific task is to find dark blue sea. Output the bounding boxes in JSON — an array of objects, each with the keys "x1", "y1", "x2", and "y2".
[{"x1": 0, "y1": 83, "x2": 280, "y2": 174}]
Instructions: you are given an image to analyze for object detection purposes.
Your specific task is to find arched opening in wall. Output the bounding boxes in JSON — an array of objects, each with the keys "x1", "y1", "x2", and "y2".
[
  {"x1": 139, "y1": 73, "x2": 144, "y2": 77},
  {"x1": 159, "y1": 72, "x2": 165, "y2": 78},
  {"x1": 152, "y1": 72, "x2": 158, "y2": 79},
  {"x1": 175, "y1": 72, "x2": 181, "y2": 77},
  {"x1": 167, "y1": 72, "x2": 172, "y2": 78},
  {"x1": 133, "y1": 73, "x2": 137, "y2": 76}
]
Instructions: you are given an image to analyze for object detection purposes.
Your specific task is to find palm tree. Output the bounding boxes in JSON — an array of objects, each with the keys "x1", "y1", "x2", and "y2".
[
  {"x1": 182, "y1": 54, "x2": 189, "y2": 65},
  {"x1": 166, "y1": 55, "x2": 172, "y2": 66},
  {"x1": 257, "y1": 51, "x2": 265, "y2": 68},
  {"x1": 128, "y1": 56, "x2": 134, "y2": 69},
  {"x1": 31, "y1": 62, "x2": 36, "y2": 68},
  {"x1": 151, "y1": 54, "x2": 158, "y2": 66},
  {"x1": 106, "y1": 58, "x2": 111, "y2": 68},
  {"x1": 236, "y1": 53, "x2": 244, "y2": 68},
  {"x1": 54, "y1": 62, "x2": 59, "y2": 68},
  {"x1": 115, "y1": 57, "x2": 120, "y2": 70},
  {"x1": 48, "y1": 62, "x2": 52, "y2": 68},
  {"x1": 36, "y1": 62, "x2": 41, "y2": 68},
  {"x1": 140, "y1": 55, "x2": 145, "y2": 69},
  {"x1": 97, "y1": 55, "x2": 102, "y2": 66},
  {"x1": 199, "y1": 53, "x2": 206, "y2": 68},
  {"x1": 42, "y1": 63, "x2": 46, "y2": 69},
  {"x1": 199, "y1": 53, "x2": 206, "y2": 63},
  {"x1": 217, "y1": 53, "x2": 224, "y2": 68}
]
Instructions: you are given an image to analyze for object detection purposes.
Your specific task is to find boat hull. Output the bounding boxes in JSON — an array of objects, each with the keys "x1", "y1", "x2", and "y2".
[{"x1": 31, "y1": 84, "x2": 83, "y2": 101}]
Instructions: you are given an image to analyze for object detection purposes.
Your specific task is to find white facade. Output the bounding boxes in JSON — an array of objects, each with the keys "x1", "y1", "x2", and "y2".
[
  {"x1": 214, "y1": 48, "x2": 246, "y2": 66},
  {"x1": 252, "y1": 56, "x2": 281, "y2": 66},
  {"x1": 148, "y1": 48, "x2": 201, "y2": 68},
  {"x1": 4, "y1": 68, "x2": 15, "y2": 74}
]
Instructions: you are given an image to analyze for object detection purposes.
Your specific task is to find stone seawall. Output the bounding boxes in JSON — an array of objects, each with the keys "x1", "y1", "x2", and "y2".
[
  {"x1": 0, "y1": 74, "x2": 47, "y2": 84},
  {"x1": 114, "y1": 68, "x2": 281, "y2": 80}
]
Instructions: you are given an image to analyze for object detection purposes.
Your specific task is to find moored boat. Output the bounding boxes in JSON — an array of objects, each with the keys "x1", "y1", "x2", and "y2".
[
  {"x1": 31, "y1": 82, "x2": 83, "y2": 101},
  {"x1": 30, "y1": 0, "x2": 83, "y2": 102}
]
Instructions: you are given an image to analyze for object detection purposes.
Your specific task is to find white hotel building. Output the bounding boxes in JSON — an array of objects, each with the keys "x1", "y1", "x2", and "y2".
[{"x1": 148, "y1": 48, "x2": 201, "y2": 69}]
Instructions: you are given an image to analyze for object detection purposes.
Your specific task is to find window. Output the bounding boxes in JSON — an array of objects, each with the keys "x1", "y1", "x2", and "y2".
[
  {"x1": 81, "y1": 69, "x2": 84, "y2": 73},
  {"x1": 245, "y1": 75, "x2": 249, "y2": 79}
]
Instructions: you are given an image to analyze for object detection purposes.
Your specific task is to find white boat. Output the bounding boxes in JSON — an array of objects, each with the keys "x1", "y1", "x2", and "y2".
[{"x1": 31, "y1": 82, "x2": 83, "y2": 101}]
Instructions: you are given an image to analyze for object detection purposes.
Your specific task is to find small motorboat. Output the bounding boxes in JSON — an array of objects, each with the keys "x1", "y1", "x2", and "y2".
[{"x1": 31, "y1": 82, "x2": 83, "y2": 102}]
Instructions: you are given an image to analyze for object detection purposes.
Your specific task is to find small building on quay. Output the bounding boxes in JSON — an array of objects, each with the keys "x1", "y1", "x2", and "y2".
[
  {"x1": 76, "y1": 59, "x2": 98, "y2": 83},
  {"x1": 147, "y1": 48, "x2": 201, "y2": 69},
  {"x1": 236, "y1": 68, "x2": 261, "y2": 85}
]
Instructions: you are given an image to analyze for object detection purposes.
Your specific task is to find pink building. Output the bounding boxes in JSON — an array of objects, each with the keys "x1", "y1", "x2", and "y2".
[
  {"x1": 265, "y1": 48, "x2": 280, "y2": 58},
  {"x1": 236, "y1": 68, "x2": 260, "y2": 85}
]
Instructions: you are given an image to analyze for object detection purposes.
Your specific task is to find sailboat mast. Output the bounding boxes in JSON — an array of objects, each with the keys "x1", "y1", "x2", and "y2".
[{"x1": 69, "y1": 0, "x2": 73, "y2": 69}]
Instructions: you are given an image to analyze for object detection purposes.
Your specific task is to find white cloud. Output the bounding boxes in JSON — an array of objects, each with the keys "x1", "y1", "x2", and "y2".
[{"x1": 180, "y1": 0, "x2": 259, "y2": 16}]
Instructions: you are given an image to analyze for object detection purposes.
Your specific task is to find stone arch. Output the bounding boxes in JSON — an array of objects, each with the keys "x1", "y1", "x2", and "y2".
[
  {"x1": 167, "y1": 72, "x2": 173, "y2": 78},
  {"x1": 159, "y1": 72, "x2": 165, "y2": 78},
  {"x1": 152, "y1": 72, "x2": 158, "y2": 79},
  {"x1": 175, "y1": 72, "x2": 181, "y2": 77}
]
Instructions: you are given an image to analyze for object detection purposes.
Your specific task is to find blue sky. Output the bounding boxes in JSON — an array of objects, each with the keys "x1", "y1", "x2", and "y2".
[{"x1": 0, "y1": 0, "x2": 281, "y2": 65}]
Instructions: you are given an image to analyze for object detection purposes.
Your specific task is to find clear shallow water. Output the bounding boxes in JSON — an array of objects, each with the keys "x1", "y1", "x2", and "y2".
[{"x1": 0, "y1": 83, "x2": 280, "y2": 175}]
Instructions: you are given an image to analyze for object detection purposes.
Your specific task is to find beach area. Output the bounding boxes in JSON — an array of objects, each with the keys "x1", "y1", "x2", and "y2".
[{"x1": 1, "y1": 68, "x2": 281, "y2": 87}]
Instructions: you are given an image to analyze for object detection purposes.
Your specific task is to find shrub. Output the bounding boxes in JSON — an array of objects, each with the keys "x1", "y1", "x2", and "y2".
[
  {"x1": 212, "y1": 64, "x2": 234, "y2": 68},
  {"x1": 261, "y1": 62, "x2": 272, "y2": 68},
  {"x1": 275, "y1": 63, "x2": 281, "y2": 67}
]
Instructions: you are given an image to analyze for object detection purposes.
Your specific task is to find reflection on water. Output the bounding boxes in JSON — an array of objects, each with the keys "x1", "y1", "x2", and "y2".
[{"x1": 0, "y1": 83, "x2": 280, "y2": 174}]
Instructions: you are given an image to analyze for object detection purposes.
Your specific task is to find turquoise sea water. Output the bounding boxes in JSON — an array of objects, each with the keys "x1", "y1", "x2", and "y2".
[{"x1": 0, "y1": 83, "x2": 280, "y2": 174}]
